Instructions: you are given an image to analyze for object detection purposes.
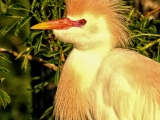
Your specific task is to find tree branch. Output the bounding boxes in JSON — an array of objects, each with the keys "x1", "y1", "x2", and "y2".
[
  {"x1": 144, "y1": 5, "x2": 160, "y2": 18},
  {"x1": 0, "y1": 47, "x2": 58, "y2": 71}
]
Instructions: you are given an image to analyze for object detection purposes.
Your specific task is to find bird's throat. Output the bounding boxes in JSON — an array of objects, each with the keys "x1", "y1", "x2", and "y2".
[{"x1": 53, "y1": 48, "x2": 102, "y2": 119}]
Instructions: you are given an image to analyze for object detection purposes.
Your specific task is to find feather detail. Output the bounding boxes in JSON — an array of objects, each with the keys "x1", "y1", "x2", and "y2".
[
  {"x1": 53, "y1": 49, "x2": 102, "y2": 120},
  {"x1": 52, "y1": 0, "x2": 160, "y2": 120},
  {"x1": 66, "y1": 0, "x2": 130, "y2": 48},
  {"x1": 94, "y1": 48, "x2": 160, "y2": 120}
]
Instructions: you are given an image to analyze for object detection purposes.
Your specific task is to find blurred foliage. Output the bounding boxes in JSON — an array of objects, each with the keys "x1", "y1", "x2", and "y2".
[
  {"x1": 0, "y1": 53, "x2": 11, "y2": 108},
  {"x1": 0, "y1": 0, "x2": 31, "y2": 120},
  {"x1": 0, "y1": 0, "x2": 160, "y2": 119},
  {"x1": 128, "y1": 9, "x2": 160, "y2": 61}
]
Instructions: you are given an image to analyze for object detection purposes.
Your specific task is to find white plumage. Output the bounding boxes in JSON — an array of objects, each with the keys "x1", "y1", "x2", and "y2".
[{"x1": 31, "y1": 0, "x2": 160, "y2": 119}]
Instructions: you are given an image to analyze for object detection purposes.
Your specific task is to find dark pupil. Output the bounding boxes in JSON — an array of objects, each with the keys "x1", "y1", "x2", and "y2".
[{"x1": 79, "y1": 19, "x2": 86, "y2": 25}]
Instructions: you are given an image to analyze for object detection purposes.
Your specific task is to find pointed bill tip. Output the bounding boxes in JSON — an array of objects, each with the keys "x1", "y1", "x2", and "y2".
[{"x1": 31, "y1": 22, "x2": 51, "y2": 30}]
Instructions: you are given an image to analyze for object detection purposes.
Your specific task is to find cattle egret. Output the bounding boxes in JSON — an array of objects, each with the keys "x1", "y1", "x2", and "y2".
[{"x1": 31, "y1": 0, "x2": 160, "y2": 119}]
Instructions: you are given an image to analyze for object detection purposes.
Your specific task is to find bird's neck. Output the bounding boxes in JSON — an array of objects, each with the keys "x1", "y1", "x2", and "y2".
[{"x1": 54, "y1": 48, "x2": 104, "y2": 119}]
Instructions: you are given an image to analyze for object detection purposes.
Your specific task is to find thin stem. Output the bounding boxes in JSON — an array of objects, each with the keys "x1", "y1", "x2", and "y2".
[
  {"x1": 140, "y1": 38, "x2": 160, "y2": 51},
  {"x1": 129, "y1": 34, "x2": 160, "y2": 39},
  {"x1": 0, "y1": 47, "x2": 58, "y2": 71},
  {"x1": 144, "y1": 5, "x2": 160, "y2": 18}
]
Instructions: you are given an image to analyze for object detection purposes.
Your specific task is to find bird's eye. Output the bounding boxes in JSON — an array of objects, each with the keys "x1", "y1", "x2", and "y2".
[
  {"x1": 79, "y1": 19, "x2": 87, "y2": 25},
  {"x1": 73, "y1": 19, "x2": 87, "y2": 27}
]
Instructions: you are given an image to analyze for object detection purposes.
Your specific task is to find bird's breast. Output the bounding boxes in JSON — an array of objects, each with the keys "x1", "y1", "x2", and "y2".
[{"x1": 53, "y1": 48, "x2": 103, "y2": 120}]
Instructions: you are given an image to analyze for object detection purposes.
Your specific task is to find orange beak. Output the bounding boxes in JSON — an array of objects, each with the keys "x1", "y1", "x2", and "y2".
[{"x1": 31, "y1": 18, "x2": 86, "y2": 30}]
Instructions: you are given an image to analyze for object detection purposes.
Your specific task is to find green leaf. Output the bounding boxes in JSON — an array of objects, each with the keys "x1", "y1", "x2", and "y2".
[
  {"x1": 15, "y1": 47, "x2": 32, "y2": 60},
  {"x1": 157, "y1": 54, "x2": 160, "y2": 62},
  {"x1": 0, "y1": 53, "x2": 11, "y2": 63},
  {"x1": 21, "y1": 54, "x2": 29, "y2": 71},
  {"x1": 2, "y1": 0, "x2": 10, "y2": 5},
  {"x1": 14, "y1": 16, "x2": 32, "y2": 36},
  {"x1": 157, "y1": 43, "x2": 160, "y2": 62},
  {"x1": 0, "y1": 78, "x2": 5, "y2": 82},
  {"x1": 34, "y1": 82, "x2": 49, "y2": 94},
  {"x1": 30, "y1": 0, "x2": 37, "y2": 11},
  {"x1": 21, "y1": 48, "x2": 32, "y2": 71},
  {"x1": 63, "y1": 44, "x2": 73, "y2": 53},
  {"x1": 34, "y1": 36, "x2": 42, "y2": 55},
  {"x1": 0, "y1": 90, "x2": 11, "y2": 109},
  {"x1": 148, "y1": 26, "x2": 157, "y2": 34},
  {"x1": 25, "y1": 31, "x2": 42, "y2": 45},
  {"x1": 141, "y1": 18, "x2": 149, "y2": 28},
  {"x1": 42, "y1": 51, "x2": 59, "y2": 57},
  {"x1": 0, "y1": 21, "x2": 18, "y2": 38},
  {"x1": 47, "y1": 59, "x2": 59, "y2": 64},
  {"x1": 0, "y1": 66, "x2": 10, "y2": 73},
  {"x1": 0, "y1": 13, "x2": 23, "y2": 18},
  {"x1": 55, "y1": 66, "x2": 60, "y2": 85},
  {"x1": 40, "y1": 106, "x2": 53, "y2": 119},
  {"x1": 0, "y1": 0, "x2": 7, "y2": 13},
  {"x1": 153, "y1": 19, "x2": 160, "y2": 24},
  {"x1": 8, "y1": 3, "x2": 28, "y2": 11},
  {"x1": 34, "y1": 10, "x2": 42, "y2": 22}
]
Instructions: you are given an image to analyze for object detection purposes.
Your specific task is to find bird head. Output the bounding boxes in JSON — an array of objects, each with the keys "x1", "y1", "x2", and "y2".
[{"x1": 31, "y1": 0, "x2": 130, "y2": 53}]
